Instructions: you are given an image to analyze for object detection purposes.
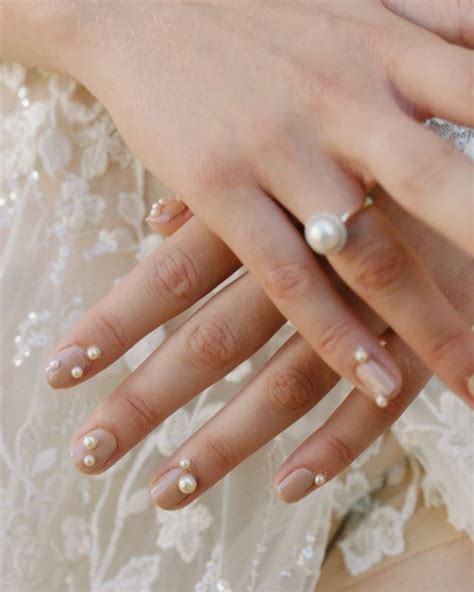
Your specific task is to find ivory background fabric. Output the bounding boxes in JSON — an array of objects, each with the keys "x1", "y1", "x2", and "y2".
[{"x1": 1, "y1": 65, "x2": 473, "y2": 591}]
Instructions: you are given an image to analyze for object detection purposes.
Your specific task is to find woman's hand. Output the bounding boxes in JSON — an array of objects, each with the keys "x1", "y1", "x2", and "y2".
[
  {"x1": 26, "y1": 0, "x2": 472, "y2": 404},
  {"x1": 47, "y1": 190, "x2": 472, "y2": 508}
]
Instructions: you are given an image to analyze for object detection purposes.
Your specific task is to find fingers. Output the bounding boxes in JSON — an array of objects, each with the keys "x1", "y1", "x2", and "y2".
[
  {"x1": 46, "y1": 217, "x2": 239, "y2": 388},
  {"x1": 329, "y1": 206, "x2": 474, "y2": 404},
  {"x1": 274, "y1": 332, "x2": 429, "y2": 503},
  {"x1": 69, "y1": 271, "x2": 285, "y2": 475},
  {"x1": 387, "y1": 34, "x2": 474, "y2": 126},
  {"x1": 382, "y1": 0, "x2": 474, "y2": 49},
  {"x1": 196, "y1": 184, "x2": 402, "y2": 404},
  {"x1": 360, "y1": 108, "x2": 474, "y2": 257}
]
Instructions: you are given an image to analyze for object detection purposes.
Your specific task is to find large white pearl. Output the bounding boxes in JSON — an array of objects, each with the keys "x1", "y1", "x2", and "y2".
[
  {"x1": 86, "y1": 346, "x2": 101, "y2": 360},
  {"x1": 305, "y1": 213, "x2": 347, "y2": 256},
  {"x1": 178, "y1": 473, "x2": 197, "y2": 494}
]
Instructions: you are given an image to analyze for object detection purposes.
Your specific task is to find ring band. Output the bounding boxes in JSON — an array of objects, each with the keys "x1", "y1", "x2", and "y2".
[{"x1": 304, "y1": 196, "x2": 373, "y2": 256}]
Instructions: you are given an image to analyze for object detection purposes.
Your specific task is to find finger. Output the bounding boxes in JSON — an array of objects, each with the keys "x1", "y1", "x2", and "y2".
[
  {"x1": 382, "y1": 0, "x2": 474, "y2": 49},
  {"x1": 191, "y1": 184, "x2": 402, "y2": 403},
  {"x1": 387, "y1": 33, "x2": 474, "y2": 126},
  {"x1": 147, "y1": 298, "x2": 387, "y2": 510},
  {"x1": 69, "y1": 271, "x2": 285, "y2": 475},
  {"x1": 359, "y1": 108, "x2": 474, "y2": 256},
  {"x1": 328, "y1": 206, "x2": 474, "y2": 405},
  {"x1": 146, "y1": 197, "x2": 193, "y2": 236},
  {"x1": 46, "y1": 217, "x2": 239, "y2": 388},
  {"x1": 274, "y1": 331, "x2": 429, "y2": 502}
]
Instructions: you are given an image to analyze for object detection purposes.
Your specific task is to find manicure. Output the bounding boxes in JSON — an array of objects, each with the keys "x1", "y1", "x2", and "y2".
[
  {"x1": 146, "y1": 198, "x2": 187, "y2": 225},
  {"x1": 276, "y1": 468, "x2": 315, "y2": 503},
  {"x1": 151, "y1": 459, "x2": 198, "y2": 510},
  {"x1": 70, "y1": 428, "x2": 117, "y2": 474},
  {"x1": 353, "y1": 347, "x2": 400, "y2": 407},
  {"x1": 45, "y1": 344, "x2": 101, "y2": 388}
]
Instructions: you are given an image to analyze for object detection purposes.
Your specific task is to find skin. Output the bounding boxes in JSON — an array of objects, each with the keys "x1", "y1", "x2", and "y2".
[
  {"x1": 3, "y1": 0, "x2": 473, "y2": 400},
  {"x1": 1, "y1": 2, "x2": 472, "y2": 505}
]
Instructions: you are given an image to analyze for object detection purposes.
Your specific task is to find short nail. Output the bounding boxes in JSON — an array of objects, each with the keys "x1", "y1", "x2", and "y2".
[
  {"x1": 70, "y1": 428, "x2": 117, "y2": 474},
  {"x1": 146, "y1": 199, "x2": 187, "y2": 225},
  {"x1": 151, "y1": 467, "x2": 197, "y2": 510},
  {"x1": 45, "y1": 345, "x2": 90, "y2": 388},
  {"x1": 355, "y1": 359, "x2": 399, "y2": 401},
  {"x1": 276, "y1": 468, "x2": 314, "y2": 503}
]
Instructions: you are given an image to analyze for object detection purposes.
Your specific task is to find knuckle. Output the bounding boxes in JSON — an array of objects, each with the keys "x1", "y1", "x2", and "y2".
[
  {"x1": 264, "y1": 365, "x2": 317, "y2": 417},
  {"x1": 400, "y1": 145, "x2": 452, "y2": 197},
  {"x1": 93, "y1": 308, "x2": 130, "y2": 351},
  {"x1": 322, "y1": 431, "x2": 357, "y2": 467},
  {"x1": 200, "y1": 432, "x2": 236, "y2": 472},
  {"x1": 147, "y1": 247, "x2": 199, "y2": 301},
  {"x1": 117, "y1": 389, "x2": 161, "y2": 432},
  {"x1": 351, "y1": 238, "x2": 408, "y2": 295},
  {"x1": 186, "y1": 316, "x2": 242, "y2": 370},
  {"x1": 192, "y1": 150, "x2": 245, "y2": 193},
  {"x1": 425, "y1": 327, "x2": 468, "y2": 363},
  {"x1": 315, "y1": 317, "x2": 353, "y2": 357},
  {"x1": 262, "y1": 261, "x2": 311, "y2": 304}
]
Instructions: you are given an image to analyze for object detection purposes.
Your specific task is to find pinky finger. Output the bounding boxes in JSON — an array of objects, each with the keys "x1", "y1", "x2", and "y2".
[{"x1": 274, "y1": 331, "x2": 430, "y2": 503}]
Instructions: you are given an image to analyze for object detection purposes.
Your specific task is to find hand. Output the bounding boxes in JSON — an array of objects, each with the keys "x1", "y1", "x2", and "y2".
[
  {"x1": 27, "y1": 0, "x2": 472, "y2": 404},
  {"x1": 47, "y1": 190, "x2": 473, "y2": 508}
]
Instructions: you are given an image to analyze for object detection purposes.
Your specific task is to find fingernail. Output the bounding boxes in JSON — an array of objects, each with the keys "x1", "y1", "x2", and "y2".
[
  {"x1": 276, "y1": 468, "x2": 314, "y2": 503},
  {"x1": 467, "y1": 375, "x2": 474, "y2": 397},
  {"x1": 46, "y1": 345, "x2": 102, "y2": 388},
  {"x1": 146, "y1": 198, "x2": 187, "y2": 225},
  {"x1": 355, "y1": 359, "x2": 399, "y2": 402},
  {"x1": 70, "y1": 428, "x2": 117, "y2": 474},
  {"x1": 150, "y1": 467, "x2": 198, "y2": 510}
]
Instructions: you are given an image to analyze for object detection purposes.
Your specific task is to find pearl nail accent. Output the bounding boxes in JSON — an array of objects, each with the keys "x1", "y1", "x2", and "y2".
[
  {"x1": 45, "y1": 359, "x2": 60, "y2": 373},
  {"x1": 375, "y1": 394, "x2": 388, "y2": 408},
  {"x1": 83, "y1": 435, "x2": 98, "y2": 450},
  {"x1": 178, "y1": 473, "x2": 197, "y2": 494},
  {"x1": 353, "y1": 347, "x2": 369, "y2": 364},
  {"x1": 179, "y1": 458, "x2": 191, "y2": 470},
  {"x1": 71, "y1": 366, "x2": 84, "y2": 380},
  {"x1": 86, "y1": 346, "x2": 101, "y2": 360},
  {"x1": 314, "y1": 473, "x2": 327, "y2": 487},
  {"x1": 83, "y1": 454, "x2": 96, "y2": 467}
]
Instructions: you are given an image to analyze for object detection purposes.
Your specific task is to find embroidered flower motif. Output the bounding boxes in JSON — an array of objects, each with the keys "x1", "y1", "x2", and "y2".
[
  {"x1": 61, "y1": 516, "x2": 90, "y2": 561},
  {"x1": 101, "y1": 555, "x2": 161, "y2": 591},
  {"x1": 332, "y1": 472, "x2": 371, "y2": 518},
  {"x1": 156, "y1": 504, "x2": 213, "y2": 563}
]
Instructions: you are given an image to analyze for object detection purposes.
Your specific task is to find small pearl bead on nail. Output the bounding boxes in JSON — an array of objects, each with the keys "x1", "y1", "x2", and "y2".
[
  {"x1": 354, "y1": 347, "x2": 369, "y2": 364},
  {"x1": 314, "y1": 473, "x2": 326, "y2": 487},
  {"x1": 45, "y1": 359, "x2": 60, "y2": 373},
  {"x1": 83, "y1": 435, "x2": 98, "y2": 450},
  {"x1": 83, "y1": 454, "x2": 96, "y2": 467},
  {"x1": 178, "y1": 473, "x2": 197, "y2": 494},
  {"x1": 71, "y1": 366, "x2": 83, "y2": 380},
  {"x1": 375, "y1": 394, "x2": 388, "y2": 408},
  {"x1": 86, "y1": 346, "x2": 101, "y2": 360},
  {"x1": 179, "y1": 458, "x2": 191, "y2": 470}
]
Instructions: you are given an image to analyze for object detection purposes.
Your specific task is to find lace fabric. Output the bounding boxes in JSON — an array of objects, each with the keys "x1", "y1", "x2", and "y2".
[{"x1": 1, "y1": 65, "x2": 473, "y2": 591}]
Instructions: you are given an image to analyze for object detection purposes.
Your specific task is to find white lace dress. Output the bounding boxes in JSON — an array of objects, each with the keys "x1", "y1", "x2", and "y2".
[{"x1": 1, "y1": 65, "x2": 473, "y2": 592}]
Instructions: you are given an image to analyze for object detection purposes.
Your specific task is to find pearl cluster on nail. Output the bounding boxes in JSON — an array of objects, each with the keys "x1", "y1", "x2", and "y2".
[
  {"x1": 70, "y1": 345, "x2": 102, "y2": 380},
  {"x1": 314, "y1": 473, "x2": 327, "y2": 487},
  {"x1": 353, "y1": 347, "x2": 388, "y2": 408},
  {"x1": 81, "y1": 435, "x2": 99, "y2": 468},
  {"x1": 177, "y1": 458, "x2": 197, "y2": 494}
]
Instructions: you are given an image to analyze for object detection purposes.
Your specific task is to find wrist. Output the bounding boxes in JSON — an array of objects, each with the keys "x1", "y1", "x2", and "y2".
[{"x1": 0, "y1": 1, "x2": 95, "y2": 77}]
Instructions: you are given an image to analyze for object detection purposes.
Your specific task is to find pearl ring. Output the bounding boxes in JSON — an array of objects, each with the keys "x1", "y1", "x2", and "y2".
[{"x1": 305, "y1": 196, "x2": 373, "y2": 256}]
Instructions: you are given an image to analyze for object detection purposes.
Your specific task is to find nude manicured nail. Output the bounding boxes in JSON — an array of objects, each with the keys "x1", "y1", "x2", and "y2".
[
  {"x1": 151, "y1": 467, "x2": 197, "y2": 509},
  {"x1": 45, "y1": 345, "x2": 90, "y2": 388},
  {"x1": 146, "y1": 199, "x2": 187, "y2": 225},
  {"x1": 355, "y1": 359, "x2": 399, "y2": 401},
  {"x1": 276, "y1": 468, "x2": 314, "y2": 503},
  {"x1": 70, "y1": 428, "x2": 117, "y2": 474}
]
